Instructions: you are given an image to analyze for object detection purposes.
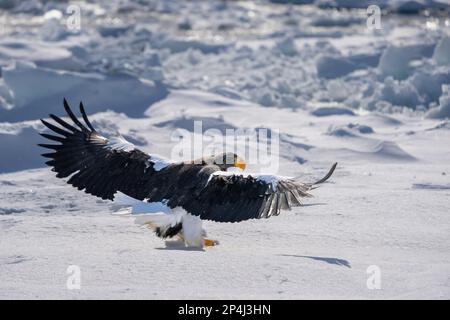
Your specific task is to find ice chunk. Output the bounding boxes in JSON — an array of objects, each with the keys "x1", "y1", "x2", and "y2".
[
  {"x1": 316, "y1": 55, "x2": 358, "y2": 79},
  {"x1": 433, "y1": 37, "x2": 450, "y2": 66},
  {"x1": 311, "y1": 106, "x2": 355, "y2": 117},
  {"x1": 427, "y1": 85, "x2": 450, "y2": 119}
]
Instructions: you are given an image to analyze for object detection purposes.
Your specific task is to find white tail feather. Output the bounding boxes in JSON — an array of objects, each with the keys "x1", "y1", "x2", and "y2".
[
  {"x1": 112, "y1": 192, "x2": 171, "y2": 214},
  {"x1": 134, "y1": 210, "x2": 184, "y2": 228}
]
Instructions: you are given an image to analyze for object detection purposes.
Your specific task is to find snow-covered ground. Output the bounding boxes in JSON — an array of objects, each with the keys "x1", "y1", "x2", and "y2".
[{"x1": 1, "y1": 0, "x2": 449, "y2": 299}]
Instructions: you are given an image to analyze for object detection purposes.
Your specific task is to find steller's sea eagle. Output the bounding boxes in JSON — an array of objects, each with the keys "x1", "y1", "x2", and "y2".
[{"x1": 39, "y1": 99, "x2": 337, "y2": 248}]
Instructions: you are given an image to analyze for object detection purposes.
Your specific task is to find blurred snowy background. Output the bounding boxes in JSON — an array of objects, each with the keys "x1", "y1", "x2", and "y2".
[
  {"x1": 1, "y1": 0, "x2": 450, "y2": 299},
  {"x1": 1, "y1": 0, "x2": 450, "y2": 171}
]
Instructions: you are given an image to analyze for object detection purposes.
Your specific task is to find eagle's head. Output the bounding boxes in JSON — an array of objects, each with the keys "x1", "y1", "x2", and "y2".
[{"x1": 203, "y1": 152, "x2": 246, "y2": 171}]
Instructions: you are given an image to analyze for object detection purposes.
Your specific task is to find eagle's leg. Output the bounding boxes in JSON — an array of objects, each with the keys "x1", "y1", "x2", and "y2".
[
  {"x1": 180, "y1": 214, "x2": 220, "y2": 247},
  {"x1": 176, "y1": 233, "x2": 219, "y2": 247},
  {"x1": 201, "y1": 227, "x2": 219, "y2": 246}
]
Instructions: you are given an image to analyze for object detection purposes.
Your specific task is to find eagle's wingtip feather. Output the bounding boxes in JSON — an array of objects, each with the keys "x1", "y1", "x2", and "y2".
[{"x1": 79, "y1": 101, "x2": 96, "y2": 132}]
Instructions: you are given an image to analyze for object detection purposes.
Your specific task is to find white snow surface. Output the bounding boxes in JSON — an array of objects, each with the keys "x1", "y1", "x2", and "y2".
[{"x1": 0, "y1": 0, "x2": 449, "y2": 299}]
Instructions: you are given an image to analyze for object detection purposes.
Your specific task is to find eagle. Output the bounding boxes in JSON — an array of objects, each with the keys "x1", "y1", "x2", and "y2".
[{"x1": 39, "y1": 99, "x2": 337, "y2": 248}]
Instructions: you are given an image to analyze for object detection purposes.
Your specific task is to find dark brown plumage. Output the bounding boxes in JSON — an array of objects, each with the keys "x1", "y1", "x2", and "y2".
[{"x1": 39, "y1": 99, "x2": 337, "y2": 224}]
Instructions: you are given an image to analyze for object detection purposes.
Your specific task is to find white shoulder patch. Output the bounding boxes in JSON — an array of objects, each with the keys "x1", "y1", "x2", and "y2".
[
  {"x1": 106, "y1": 134, "x2": 135, "y2": 152},
  {"x1": 210, "y1": 170, "x2": 250, "y2": 178},
  {"x1": 147, "y1": 154, "x2": 175, "y2": 171},
  {"x1": 254, "y1": 174, "x2": 287, "y2": 189},
  {"x1": 105, "y1": 133, "x2": 174, "y2": 171}
]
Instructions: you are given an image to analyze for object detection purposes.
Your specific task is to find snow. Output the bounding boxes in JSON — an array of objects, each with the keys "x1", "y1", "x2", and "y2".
[
  {"x1": 426, "y1": 85, "x2": 450, "y2": 118},
  {"x1": 311, "y1": 106, "x2": 356, "y2": 117},
  {"x1": 1, "y1": 0, "x2": 450, "y2": 299},
  {"x1": 316, "y1": 55, "x2": 359, "y2": 79},
  {"x1": 327, "y1": 123, "x2": 374, "y2": 137},
  {"x1": 433, "y1": 36, "x2": 450, "y2": 66}
]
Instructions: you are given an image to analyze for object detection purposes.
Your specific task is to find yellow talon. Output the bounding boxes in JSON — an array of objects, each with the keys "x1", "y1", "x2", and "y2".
[{"x1": 204, "y1": 238, "x2": 219, "y2": 247}]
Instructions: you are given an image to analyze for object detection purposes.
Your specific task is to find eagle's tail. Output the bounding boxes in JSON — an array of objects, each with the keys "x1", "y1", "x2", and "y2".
[
  {"x1": 135, "y1": 212, "x2": 184, "y2": 239},
  {"x1": 311, "y1": 162, "x2": 338, "y2": 185}
]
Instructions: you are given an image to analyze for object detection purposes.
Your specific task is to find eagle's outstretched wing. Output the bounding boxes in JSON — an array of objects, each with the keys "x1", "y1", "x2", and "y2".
[
  {"x1": 180, "y1": 163, "x2": 337, "y2": 223},
  {"x1": 39, "y1": 99, "x2": 336, "y2": 223},
  {"x1": 39, "y1": 99, "x2": 175, "y2": 200}
]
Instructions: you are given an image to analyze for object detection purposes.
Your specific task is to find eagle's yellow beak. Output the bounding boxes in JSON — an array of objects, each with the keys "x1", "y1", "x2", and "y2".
[{"x1": 234, "y1": 157, "x2": 246, "y2": 170}]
